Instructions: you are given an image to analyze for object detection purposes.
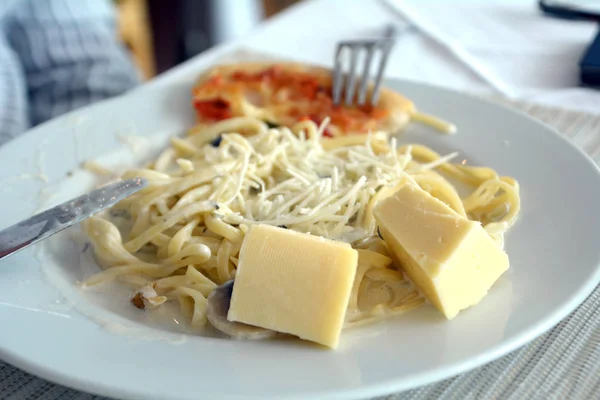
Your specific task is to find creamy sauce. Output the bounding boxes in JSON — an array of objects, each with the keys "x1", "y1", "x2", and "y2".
[
  {"x1": 37, "y1": 226, "x2": 206, "y2": 342},
  {"x1": 82, "y1": 160, "x2": 114, "y2": 176},
  {"x1": 33, "y1": 129, "x2": 221, "y2": 341},
  {"x1": 0, "y1": 173, "x2": 47, "y2": 186},
  {"x1": 117, "y1": 134, "x2": 151, "y2": 156},
  {"x1": 36, "y1": 139, "x2": 50, "y2": 183}
]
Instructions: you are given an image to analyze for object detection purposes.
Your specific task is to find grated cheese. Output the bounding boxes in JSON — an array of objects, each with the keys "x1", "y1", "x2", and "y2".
[{"x1": 143, "y1": 122, "x2": 470, "y2": 243}]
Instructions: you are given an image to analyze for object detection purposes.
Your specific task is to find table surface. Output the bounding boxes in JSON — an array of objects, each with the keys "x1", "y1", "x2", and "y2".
[{"x1": 2, "y1": 0, "x2": 600, "y2": 399}]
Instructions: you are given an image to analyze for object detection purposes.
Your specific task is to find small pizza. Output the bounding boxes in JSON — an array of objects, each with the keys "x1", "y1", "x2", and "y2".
[{"x1": 191, "y1": 62, "x2": 415, "y2": 136}]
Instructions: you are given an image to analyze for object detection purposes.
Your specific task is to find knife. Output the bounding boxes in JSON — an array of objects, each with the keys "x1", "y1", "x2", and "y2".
[{"x1": 0, "y1": 177, "x2": 147, "y2": 261}]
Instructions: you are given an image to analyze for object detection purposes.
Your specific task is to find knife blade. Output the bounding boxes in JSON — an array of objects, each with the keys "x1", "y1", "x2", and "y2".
[{"x1": 0, "y1": 177, "x2": 148, "y2": 261}]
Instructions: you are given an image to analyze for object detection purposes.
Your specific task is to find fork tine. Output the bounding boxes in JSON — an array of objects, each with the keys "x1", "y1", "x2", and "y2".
[
  {"x1": 370, "y1": 41, "x2": 394, "y2": 106},
  {"x1": 357, "y1": 46, "x2": 375, "y2": 106},
  {"x1": 332, "y1": 44, "x2": 345, "y2": 106},
  {"x1": 344, "y1": 46, "x2": 359, "y2": 105}
]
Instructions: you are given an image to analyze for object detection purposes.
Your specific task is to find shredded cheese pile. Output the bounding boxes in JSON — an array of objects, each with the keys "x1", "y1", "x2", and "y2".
[{"x1": 204, "y1": 127, "x2": 410, "y2": 241}]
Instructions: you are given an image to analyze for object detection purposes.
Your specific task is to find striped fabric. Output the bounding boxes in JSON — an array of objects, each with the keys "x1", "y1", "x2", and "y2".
[{"x1": 0, "y1": 0, "x2": 139, "y2": 146}]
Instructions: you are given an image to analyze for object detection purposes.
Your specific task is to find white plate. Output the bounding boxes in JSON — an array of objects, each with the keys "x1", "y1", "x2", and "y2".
[{"x1": 1, "y1": 78, "x2": 600, "y2": 400}]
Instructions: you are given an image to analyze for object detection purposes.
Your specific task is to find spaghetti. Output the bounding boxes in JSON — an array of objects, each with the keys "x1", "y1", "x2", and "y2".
[{"x1": 83, "y1": 116, "x2": 520, "y2": 330}]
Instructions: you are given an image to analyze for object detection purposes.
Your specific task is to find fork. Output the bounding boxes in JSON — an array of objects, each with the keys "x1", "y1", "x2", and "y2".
[{"x1": 332, "y1": 25, "x2": 398, "y2": 107}]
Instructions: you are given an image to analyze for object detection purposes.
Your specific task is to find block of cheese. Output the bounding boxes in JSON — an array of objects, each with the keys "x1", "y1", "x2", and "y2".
[
  {"x1": 227, "y1": 224, "x2": 358, "y2": 349},
  {"x1": 373, "y1": 183, "x2": 509, "y2": 319}
]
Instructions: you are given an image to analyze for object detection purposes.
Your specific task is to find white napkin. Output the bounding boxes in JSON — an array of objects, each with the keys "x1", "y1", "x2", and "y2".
[{"x1": 383, "y1": 0, "x2": 598, "y2": 98}]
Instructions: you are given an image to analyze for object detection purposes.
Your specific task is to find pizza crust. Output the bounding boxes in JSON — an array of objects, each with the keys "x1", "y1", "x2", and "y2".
[{"x1": 192, "y1": 62, "x2": 416, "y2": 135}]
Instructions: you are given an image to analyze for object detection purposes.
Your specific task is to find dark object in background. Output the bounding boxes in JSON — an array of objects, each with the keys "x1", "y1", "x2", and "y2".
[
  {"x1": 148, "y1": 0, "x2": 183, "y2": 74},
  {"x1": 149, "y1": 0, "x2": 212, "y2": 74},
  {"x1": 581, "y1": 28, "x2": 600, "y2": 87},
  {"x1": 539, "y1": 0, "x2": 600, "y2": 21},
  {"x1": 538, "y1": 1, "x2": 600, "y2": 88},
  {"x1": 149, "y1": 0, "x2": 300, "y2": 74}
]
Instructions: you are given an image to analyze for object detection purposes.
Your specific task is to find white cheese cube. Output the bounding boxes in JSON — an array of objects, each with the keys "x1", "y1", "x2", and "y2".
[
  {"x1": 227, "y1": 224, "x2": 358, "y2": 349},
  {"x1": 374, "y1": 183, "x2": 509, "y2": 319}
]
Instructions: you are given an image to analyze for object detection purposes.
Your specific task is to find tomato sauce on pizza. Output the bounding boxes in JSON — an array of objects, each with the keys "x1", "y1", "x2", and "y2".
[{"x1": 192, "y1": 63, "x2": 413, "y2": 136}]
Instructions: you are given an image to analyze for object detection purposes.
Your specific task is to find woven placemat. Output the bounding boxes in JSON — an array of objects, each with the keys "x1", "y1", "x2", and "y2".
[{"x1": 2, "y1": 97, "x2": 600, "y2": 400}]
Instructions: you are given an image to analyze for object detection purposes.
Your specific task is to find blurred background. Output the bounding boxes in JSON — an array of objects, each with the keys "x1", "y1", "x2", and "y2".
[{"x1": 117, "y1": 0, "x2": 299, "y2": 79}]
